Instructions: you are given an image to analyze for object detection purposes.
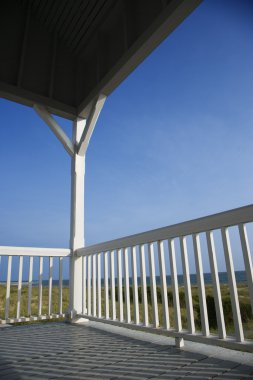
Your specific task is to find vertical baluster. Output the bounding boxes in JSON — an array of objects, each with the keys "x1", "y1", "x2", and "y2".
[
  {"x1": 206, "y1": 231, "x2": 226, "y2": 339},
  {"x1": 238, "y1": 224, "x2": 253, "y2": 313},
  {"x1": 180, "y1": 236, "x2": 195, "y2": 334},
  {"x1": 82, "y1": 256, "x2": 87, "y2": 315},
  {"x1": 110, "y1": 250, "x2": 116, "y2": 320},
  {"x1": 168, "y1": 239, "x2": 181, "y2": 331},
  {"x1": 48, "y1": 257, "x2": 53, "y2": 316},
  {"x1": 16, "y1": 255, "x2": 23, "y2": 319},
  {"x1": 5, "y1": 256, "x2": 12, "y2": 320},
  {"x1": 97, "y1": 253, "x2": 102, "y2": 318},
  {"x1": 221, "y1": 227, "x2": 244, "y2": 342},
  {"x1": 117, "y1": 249, "x2": 123, "y2": 322},
  {"x1": 158, "y1": 240, "x2": 170, "y2": 329},
  {"x1": 87, "y1": 255, "x2": 91, "y2": 315},
  {"x1": 104, "y1": 251, "x2": 109, "y2": 319},
  {"x1": 38, "y1": 256, "x2": 43, "y2": 316},
  {"x1": 193, "y1": 234, "x2": 209, "y2": 336},
  {"x1": 148, "y1": 243, "x2": 159, "y2": 327},
  {"x1": 28, "y1": 256, "x2": 33, "y2": 316},
  {"x1": 92, "y1": 254, "x2": 97, "y2": 317},
  {"x1": 58, "y1": 257, "x2": 63, "y2": 315},
  {"x1": 124, "y1": 248, "x2": 131, "y2": 323},
  {"x1": 140, "y1": 244, "x2": 149, "y2": 326},
  {"x1": 131, "y1": 246, "x2": 139, "y2": 324}
]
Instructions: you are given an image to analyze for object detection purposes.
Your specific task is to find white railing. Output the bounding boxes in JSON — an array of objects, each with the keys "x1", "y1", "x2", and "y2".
[
  {"x1": 77, "y1": 205, "x2": 253, "y2": 351},
  {"x1": 0, "y1": 246, "x2": 70, "y2": 323}
]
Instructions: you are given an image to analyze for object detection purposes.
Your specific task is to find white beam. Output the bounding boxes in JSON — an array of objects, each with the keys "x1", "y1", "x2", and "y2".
[
  {"x1": 34, "y1": 104, "x2": 75, "y2": 156},
  {"x1": 77, "y1": 94, "x2": 106, "y2": 156}
]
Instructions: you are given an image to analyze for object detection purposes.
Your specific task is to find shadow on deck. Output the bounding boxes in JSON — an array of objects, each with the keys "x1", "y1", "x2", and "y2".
[{"x1": 0, "y1": 322, "x2": 253, "y2": 380}]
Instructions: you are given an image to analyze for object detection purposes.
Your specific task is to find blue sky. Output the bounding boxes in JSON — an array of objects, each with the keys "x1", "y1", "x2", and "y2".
[{"x1": 0, "y1": 0, "x2": 253, "y2": 275}]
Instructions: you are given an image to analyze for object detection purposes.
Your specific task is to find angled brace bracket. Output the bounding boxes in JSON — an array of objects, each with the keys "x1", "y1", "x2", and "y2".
[
  {"x1": 77, "y1": 94, "x2": 106, "y2": 156},
  {"x1": 34, "y1": 104, "x2": 75, "y2": 157}
]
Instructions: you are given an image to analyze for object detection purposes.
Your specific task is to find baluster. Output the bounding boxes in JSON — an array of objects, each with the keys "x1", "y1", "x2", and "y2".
[
  {"x1": 5, "y1": 256, "x2": 12, "y2": 320},
  {"x1": 97, "y1": 253, "x2": 102, "y2": 318},
  {"x1": 38, "y1": 257, "x2": 43, "y2": 316},
  {"x1": 168, "y1": 239, "x2": 181, "y2": 331},
  {"x1": 28, "y1": 256, "x2": 33, "y2": 316},
  {"x1": 124, "y1": 248, "x2": 131, "y2": 323},
  {"x1": 140, "y1": 244, "x2": 149, "y2": 326},
  {"x1": 110, "y1": 250, "x2": 116, "y2": 320},
  {"x1": 16, "y1": 255, "x2": 23, "y2": 319},
  {"x1": 104, "y1": 251, "x2": 109, "y2": 319},
  {"x1": 48, "y1": 257, "x2": 53, "y2": 315},
  {"x1": 221, "y1": 227, "x2": 244, "y2": 342},
  {"x1": 58, "y1": 257, "x2": 63, "y2": 315},
  {"x1": 238, "y1": 224, "x2": 253, "y2": 313},
  {"x1": 117, "y1": 249, "x2": 123, "y2": 322},
  {"x1": 180, "y1": 236, "x2": 195, "y2": 334},
  {"x1": 87, "y1": 255, "x2": 91, "y2": 315},
  {"x1": 206, "y1": 231, "x2": 226, "y2": 339},
  {"x1": 92, "y1": 254, "x2": 97, "y2": 317},
  {"x1": 82, "y1": 256, "x2": 87, "y2": 315},
  {"x1": 193, "y1": 234, "x2": 209, "y2": 336},
  {"x1": 148, "y1": 243, "x2": 159, "y2": 327},
  {"x1": 131, "y1": 246, "x2": 139, "y2": 324},
  {"x1": 158, "y1": 240, "x2": 170, "y2": 329}
]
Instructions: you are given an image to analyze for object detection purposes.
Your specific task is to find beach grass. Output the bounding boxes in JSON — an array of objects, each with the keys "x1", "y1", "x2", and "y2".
[{"x1": 0, "y1": 283, "x2": 252, "y2": 339}]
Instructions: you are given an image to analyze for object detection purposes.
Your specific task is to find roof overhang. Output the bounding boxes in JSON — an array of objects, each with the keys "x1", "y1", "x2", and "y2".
[{"x1": 0, "y1": 0, "x2": 202, "y2": 120}]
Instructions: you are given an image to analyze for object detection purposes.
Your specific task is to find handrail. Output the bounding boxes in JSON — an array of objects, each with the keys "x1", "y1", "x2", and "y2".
[
  {"x1": 77, "y1": 204, "x2": 253, "y2": 256},
  {"x1": 0, "y1": 246, "x2": 71, "y2": 257}
]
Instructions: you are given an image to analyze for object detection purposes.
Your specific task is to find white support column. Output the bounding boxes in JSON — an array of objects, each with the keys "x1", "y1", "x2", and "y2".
[{"x1": 69, "y1": 118, "x2": 86, "y2": 318}]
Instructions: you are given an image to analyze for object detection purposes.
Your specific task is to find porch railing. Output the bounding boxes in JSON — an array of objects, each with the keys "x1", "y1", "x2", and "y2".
[
  {"x1": 77, "y1": 204, "x2": 253, "y2": 351},
  {"x1": 0, "y1": 247, "x2": 70, "y2": 323}
]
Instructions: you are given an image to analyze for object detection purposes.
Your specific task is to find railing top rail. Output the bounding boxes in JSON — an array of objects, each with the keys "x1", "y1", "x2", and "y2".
[
  {"x1": 77, "y1": 204, "x2": 253, "y2": 256},
  {"x1": 0, "y1": 246, "x2": 71, "y2": 257}
]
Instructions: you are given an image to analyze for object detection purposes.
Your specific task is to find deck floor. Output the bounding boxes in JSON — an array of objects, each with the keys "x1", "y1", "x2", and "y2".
[{"x1": 0, "y1": 322, "x2": 253, "y2": 380}]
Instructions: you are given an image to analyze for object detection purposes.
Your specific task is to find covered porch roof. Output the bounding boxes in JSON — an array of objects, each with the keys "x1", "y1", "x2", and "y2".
[{"x1": 0, "y1": 0, "x2": 201, "y2": 119}]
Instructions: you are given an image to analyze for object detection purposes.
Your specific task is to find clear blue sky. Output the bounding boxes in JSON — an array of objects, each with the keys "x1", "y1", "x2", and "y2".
[{"x1": 0, "y1": 0, "x2": 253, "y2": 275}]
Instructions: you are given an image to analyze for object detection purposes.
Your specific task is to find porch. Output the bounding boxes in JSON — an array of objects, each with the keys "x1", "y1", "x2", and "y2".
[{"x1": 1, "y1": 322, "x2": 253, "y2": 380}]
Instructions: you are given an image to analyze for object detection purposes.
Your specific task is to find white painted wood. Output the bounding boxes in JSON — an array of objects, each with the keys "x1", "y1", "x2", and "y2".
[
  {"x1": 180, "y1": 237, "x2": 195, "y2": 334},
  {"x1": 239, "y1": 224, "x2": 253, "y2": 313},
  {"x1": 78, "y1": 94, "x2": 106, "y2": 155},
  {"x1": 110, "y1": 251, "x2": 116, "y2": 320},
  {"x1": 139, "y1": 244, "x2": 149, "y2": 326},
  {"x1": 92, "y1": 254, "x2": 97, "y2": 317},
  {"x1": 16, "y1": 255, "x2": 23, "y2": 319},
  {"x1": 59, "y1": 257, "x2": 63, "y2": 315},
  {"x1": 104, "y1": 251, "x2": 109, "y2": 319},
  {"x1": 221, "y1": 227, "x2": 244, "y2": 342},
  {"x1": 117, "y1": 249, "x2": 124, "y2": 322},
  {"x1": 48, "y1": 257, "x2": 53, "y2": 315},
  {"x1": 87, "y1": 255, "x2": 91, "y2": 315},
  {"x1": 97, "y1": 253, "x2": 102, "y2": 318},
  {"x1": 82, "y1": 256, "x2": 87, "y2": 314},
  {"x1": 69, "y1": 118, "x2": 85, "y2": 318},
  {"x1": 38, "y1": 256, "x2": 43, "y2": 316},
  {"x1": 77, "y1": 204, "x2": 253, "y2": 256},
  {"x1": 158, "y1": 240, "x2": 170, "y2": 329},
  {"x1": 206, "y1": 231, "x2": 226, "y2": 339},
  {"x1": 5, "y1": 256, "x2": 12, "y2": 320},
  {"x1": 123, "y1": 248, "x2": 131, "y2": 323},
  {"x1": 168, "y1": 239, "x2": 182, "y2": 332},
  {"x1": 34, "y1": 104, "x2": 75, "y2": 156},
  {"x1": 131, "y1": 246, "x2": 139, "y2": 324},
  {"x1": 192, "y1": 234, "x2": 209, "y2": 336},
  {"x1": 28, "y1": 256, "x2": 33, "y2": 316},
  {"x1": 148, "y1": 243, "x2": 159, "y2": 327},
  {"x1": 0, "y1": 246, "x2": 70, "y2": 257}
]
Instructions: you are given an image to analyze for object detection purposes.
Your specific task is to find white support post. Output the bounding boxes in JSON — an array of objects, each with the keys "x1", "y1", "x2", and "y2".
[{"x1": 69, "y1": 118, "x2": 86, "y2": 319}]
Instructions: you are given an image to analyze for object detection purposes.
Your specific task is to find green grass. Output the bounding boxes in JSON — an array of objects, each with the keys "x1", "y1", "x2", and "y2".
[{"x1": 0, "y1": 283, "x2": 252, "y2": 339}]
